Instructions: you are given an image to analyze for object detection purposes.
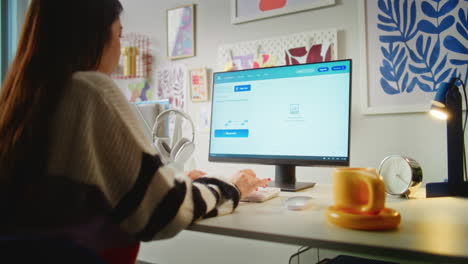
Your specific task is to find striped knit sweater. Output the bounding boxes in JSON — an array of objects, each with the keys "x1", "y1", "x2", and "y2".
[{"x1": 1, "y1": 71, "x2": 240, "y2": 251}]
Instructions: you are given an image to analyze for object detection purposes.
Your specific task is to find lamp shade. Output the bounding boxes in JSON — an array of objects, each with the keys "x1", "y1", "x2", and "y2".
[
  {"x1": 429, "y1": 79, "x2": 457, "y2": 120},
  {"x1": 432, "y1": 81, "x2": 452, "y2": 105}
]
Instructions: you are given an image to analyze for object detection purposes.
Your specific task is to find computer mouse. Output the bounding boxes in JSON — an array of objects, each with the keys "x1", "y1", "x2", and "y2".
[{"x1": 285, "y1": 196, "x2": 314, "y2": 210}]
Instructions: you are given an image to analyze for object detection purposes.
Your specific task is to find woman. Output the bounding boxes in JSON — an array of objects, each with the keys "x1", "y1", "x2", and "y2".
[{"x1": 0, "y1": 0, "x2": 268, "y2": 263}]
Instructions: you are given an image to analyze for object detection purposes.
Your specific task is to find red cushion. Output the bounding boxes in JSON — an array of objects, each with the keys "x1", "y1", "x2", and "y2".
[{"x1": 98, "y1": 242, "x2": 140, "y2": 264}]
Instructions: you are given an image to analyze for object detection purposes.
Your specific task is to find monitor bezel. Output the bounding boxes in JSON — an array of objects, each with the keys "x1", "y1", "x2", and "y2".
[{"x1": 208, "y1": 59, "x2": 352, "y2": 168}]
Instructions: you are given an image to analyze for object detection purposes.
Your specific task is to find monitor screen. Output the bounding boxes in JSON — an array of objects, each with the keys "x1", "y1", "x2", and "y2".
[{"x1": 209, "y1": 59, "x2": 352, "y2": 191}]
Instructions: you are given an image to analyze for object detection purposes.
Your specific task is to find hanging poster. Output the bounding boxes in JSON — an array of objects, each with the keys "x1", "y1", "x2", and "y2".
[
  {"x1": 155, "y1": 64, "x2": 188, "y2": 111},
  {"x1": 362, "y1": 0, "x2": 467, "y2": 114}
]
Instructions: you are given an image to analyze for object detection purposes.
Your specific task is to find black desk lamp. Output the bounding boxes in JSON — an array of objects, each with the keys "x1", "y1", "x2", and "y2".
[{"x1": 427, "y1": 77, "x2": 468, "y2": 198}]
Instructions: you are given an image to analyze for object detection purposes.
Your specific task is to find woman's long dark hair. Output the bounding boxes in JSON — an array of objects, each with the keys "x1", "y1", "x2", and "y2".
[{"x1": 0, "y1": 0, "x2": 123, "y2": 183}]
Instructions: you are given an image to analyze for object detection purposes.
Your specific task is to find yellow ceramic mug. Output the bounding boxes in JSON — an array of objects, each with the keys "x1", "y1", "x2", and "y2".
[{"x1": 332, "y1": 168, "x2": 386, "y2": 214}]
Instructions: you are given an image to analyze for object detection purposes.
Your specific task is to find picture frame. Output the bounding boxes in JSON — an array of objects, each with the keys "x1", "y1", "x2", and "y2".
[
  {"x1": 230, "y1": 0, "x2": 335, "y2": 24},
  {"x1": 167, "y1": 4, "x2": 195, "y2": 60},
  {"x1": 190, "y1": 67, "x2": 209, "y2": 102},
  {"x1": 155, "y1": 64, "x2": 189, "y2": 112},
  {"x1": 359, "y1": 0, "x2": 467, "y2": 114}
]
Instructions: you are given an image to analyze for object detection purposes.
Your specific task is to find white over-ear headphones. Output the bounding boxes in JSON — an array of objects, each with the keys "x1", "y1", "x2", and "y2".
[{"x1": 152, "y1": 109, "x2": 195, "y2": 167}]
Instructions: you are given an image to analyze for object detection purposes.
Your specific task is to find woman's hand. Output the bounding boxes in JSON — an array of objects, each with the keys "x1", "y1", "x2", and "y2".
[
  {"x1": 230, "y1": 169, "x2": 270, "y2": 199},
  {"x1": 186, "y1": 170, "x2": 207, "y2": 180}
]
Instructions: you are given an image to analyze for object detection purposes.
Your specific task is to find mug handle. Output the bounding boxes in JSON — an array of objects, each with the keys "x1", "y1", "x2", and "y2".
[{"x1": 360, "y1": 172, "x2": 385, "y2": 213}]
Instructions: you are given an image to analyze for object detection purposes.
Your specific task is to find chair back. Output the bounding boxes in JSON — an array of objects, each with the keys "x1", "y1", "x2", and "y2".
[{"x1": 0, "y1": 236, "x2": 107, "y2": 263}]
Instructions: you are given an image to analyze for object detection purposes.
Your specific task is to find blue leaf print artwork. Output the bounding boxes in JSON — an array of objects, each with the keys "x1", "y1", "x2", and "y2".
[
  {"x1": 444, "y1": 7, "x2": 468, "y2": 84},
  {"x1": 376, "y1": 0, "x2": 467, "y2": 95}
]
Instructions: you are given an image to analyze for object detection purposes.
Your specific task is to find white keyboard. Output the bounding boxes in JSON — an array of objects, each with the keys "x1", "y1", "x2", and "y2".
[{"x1": 241, "y1": 187, "x2": 281, "y2": 202}]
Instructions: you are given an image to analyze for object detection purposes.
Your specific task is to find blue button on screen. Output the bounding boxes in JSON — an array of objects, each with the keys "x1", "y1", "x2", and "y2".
[
  {"x1": 234, "y1": 85, "x2": 251, "y2": 92},
  {"x1": 331, "y1": 65, "x2": 346, "y2": 71},
  {"x1": 215, "y1": 129, "x2": 249, "y2": 138},
  {"x1": 318, "y1": 67, "x2": 329, "y2": 72}
]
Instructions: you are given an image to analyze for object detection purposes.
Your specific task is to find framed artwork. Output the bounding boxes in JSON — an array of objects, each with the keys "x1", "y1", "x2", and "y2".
[
  {"x1": 155, "y1": 64, "x2": 188, "y2": 112},
  {"x1": 167, "y1": 4, "x2": 195, "y2": 60},
  {"x1": 231, "y1": 0, "x2": 335, "y2": 24},
  {"x1": 190, "y1": 67, "x2": 209, "y2": 102},
  {"x1": 360, "y1": 0, "x2": 467, "y2": 114}
]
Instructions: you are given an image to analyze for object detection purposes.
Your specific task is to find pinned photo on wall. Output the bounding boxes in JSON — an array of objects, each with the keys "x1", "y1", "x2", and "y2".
[
  {"x1": 190, "y1": 67, "x2": 209, "y2": 102},
  {"x1": 113, "y1": 78, "x2": 153, "y2": 103},
  {"x1": 218, "y1": 29, "x2": 338, "y2": 71},
  {"x1": 253, "y1": 45, "x2": 277, "y2": 68},
  {"x1": 285, "y1": 43, "x2": 332, "y2": 65},
  {"x1": 128, "y1": 80, "x2": 152, "y2": 102}
]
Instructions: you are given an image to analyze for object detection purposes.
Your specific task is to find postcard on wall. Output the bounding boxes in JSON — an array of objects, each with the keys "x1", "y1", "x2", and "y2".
[{"x1": 190, "y1": 67, "x2": 209, "y2": 102}]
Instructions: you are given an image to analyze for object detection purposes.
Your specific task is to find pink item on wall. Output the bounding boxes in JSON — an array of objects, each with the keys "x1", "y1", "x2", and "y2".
[
  {"x1": 253, "y1": 54, "x2": 277, "y2": 68},
  {"x1": 285, "y1": 44, "x2": 332, "y2": 65},
  {"x1": 259, "y1": 0, "x2": 287, "y2": 11}
]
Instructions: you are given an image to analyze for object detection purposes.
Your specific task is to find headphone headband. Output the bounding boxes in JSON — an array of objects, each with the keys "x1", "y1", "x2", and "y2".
[{"x1": 152, "y1": 109, "x2": 195, "y2": 142}]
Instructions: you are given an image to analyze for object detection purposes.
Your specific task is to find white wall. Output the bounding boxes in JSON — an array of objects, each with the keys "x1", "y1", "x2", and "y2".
[{"x1": 118, "y1": 0, "x2": 463, "y2": 263}]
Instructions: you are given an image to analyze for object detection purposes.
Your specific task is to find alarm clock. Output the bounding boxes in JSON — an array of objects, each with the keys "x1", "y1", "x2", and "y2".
[{"x1": 378, "y1": 155, "x2": 423, "y2": 197}]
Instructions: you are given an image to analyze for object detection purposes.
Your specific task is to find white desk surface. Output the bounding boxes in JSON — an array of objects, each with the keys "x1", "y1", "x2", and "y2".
[{"x1": 188, "y1": 184, "x2": 468, "y2": 263}]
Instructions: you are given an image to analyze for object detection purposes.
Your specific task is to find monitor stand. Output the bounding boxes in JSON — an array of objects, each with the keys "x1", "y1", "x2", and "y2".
[{"x1": 267, "y1": 164, "x2": 316, "y2": 192}]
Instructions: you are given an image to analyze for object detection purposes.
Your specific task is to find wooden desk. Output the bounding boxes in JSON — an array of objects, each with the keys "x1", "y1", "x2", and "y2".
[{"x1": 188, "y1": 185, "x2": 468, "y2": 263}]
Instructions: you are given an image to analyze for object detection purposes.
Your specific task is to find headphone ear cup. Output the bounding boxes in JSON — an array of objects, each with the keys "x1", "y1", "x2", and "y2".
[
  {"x1": 154, "y1": 138, "x2": 172, "y2": 162},
  {"x1": 171, "y1": 137, "x2": 194, "y2": 165}
]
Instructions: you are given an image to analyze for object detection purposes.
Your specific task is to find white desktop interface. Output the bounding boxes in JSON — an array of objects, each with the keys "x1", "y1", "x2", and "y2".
[
  {"x1": 210, "y1": 61, "x2": 350, "y2": 162},
  {"x1": 209, "y1": 60, "x2": 351, "y2": 165},
  {"x1": 209, "y1": 60, "x2": 351, "y2": 191}
]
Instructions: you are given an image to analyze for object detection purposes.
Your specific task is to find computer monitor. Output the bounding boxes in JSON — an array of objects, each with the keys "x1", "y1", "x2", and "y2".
[{"x1": 209, "y1": 59, "x2": 352, "y2": 191}]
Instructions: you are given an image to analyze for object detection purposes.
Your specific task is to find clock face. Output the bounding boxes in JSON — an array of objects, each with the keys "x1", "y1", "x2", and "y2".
[{"x1": 379, "y1": 156, "x2": 412, "y2": 195}]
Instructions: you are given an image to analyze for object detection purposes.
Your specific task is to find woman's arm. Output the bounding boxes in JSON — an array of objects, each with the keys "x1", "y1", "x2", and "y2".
[{"x1": 67, "y1": 72, "x2": 267, "y2": 241}]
